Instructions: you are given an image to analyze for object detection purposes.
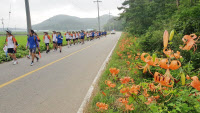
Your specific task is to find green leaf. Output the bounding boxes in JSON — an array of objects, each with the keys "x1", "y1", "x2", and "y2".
[
  {"x1": 181, "y1": 73, "x2": 185, "y2": 86},
  {"x1": 152, "y1": 53, "x2": 157, "y2": 62},
  {"x1": 169, "y1": 30, "x2": 175, "y2": 41},
  {"x1": 138, "y1": 95, "x2": 145, "y2": 102},
  {"x1": 168, "y1": 42, "x2": 173, "y2": 45},
  {"x1": 168, "y1": 103, "x2": 175, "y2": 107},
  {"x1": 118, "y1": 84, "x2": 124, "y2": 89},
  {"x1": 129, "y1": 97, "x2": 134, "y2": 103},
  {"x1": 180, "y1": 58, "x2": 184, "y2": 62}
]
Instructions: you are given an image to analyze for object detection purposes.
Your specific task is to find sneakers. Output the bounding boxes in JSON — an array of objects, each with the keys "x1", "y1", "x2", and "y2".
[
  {"x1": 30, "y1": 62, "x2": 34, "y2": 66},
  {"x1": 27, "y1": 55, "x2": 31, "y2": 59},
  {"x1": 60, "y1": 50, "x2": 62, "y2": 53},
  {"x1": 46, "y1": 50, "x2": 50, "y2": 54},
  {"x1": 36, "y1": 57, "x2": 39, "y2": 62},
  {"x1": 13, "y1": 60, "x2": 18, "y2": 65}
]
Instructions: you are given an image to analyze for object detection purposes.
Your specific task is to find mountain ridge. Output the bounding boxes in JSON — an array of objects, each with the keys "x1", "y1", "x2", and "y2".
[{"x1": 32, "y1": 14, "x2": 114, "y2": 31}]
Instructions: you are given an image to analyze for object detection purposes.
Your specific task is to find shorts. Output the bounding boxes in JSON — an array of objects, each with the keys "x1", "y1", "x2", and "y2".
[
  {"x1": 66, "y1": 39, "x2": 71, "y2": 41},
  {"x1": 81, "y1": 37, "x2": 84, "y2": 39},
  {"x1": 45, "y1": 43, "x2": 49, "y2": 46},
  {"x1": 37, "y1": 43, "x2": 40, "y2": 48},
  {"x1": 76, "y1": 38, "x2": 79, "y2": 40},
  {"x1": 29, "y1": 48, "x2": 36, "y2": 54},
  {"x1": 57, "y1": 43, "x2": 62, "y2": 46},
  {"x1": 53, "y1": 41, "x2": 57, "y2": 44},
  {"x1": 8, "y1": 48, "x2": 16, "y2": 53},
  {"x1": 73, "y1": 39, "x2": 76, "y2": 41},
  {"x1": 87, "y1": 37, "x2": 89, "y2": 38}
]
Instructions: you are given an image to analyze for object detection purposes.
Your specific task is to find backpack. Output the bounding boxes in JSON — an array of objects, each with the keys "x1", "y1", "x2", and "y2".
[
  {"x1": 33, "y1": 36, "x2": 38, "y2": 47},
  {"x1": 37, "y1": 36, "x2": 41, "y2": 42}
]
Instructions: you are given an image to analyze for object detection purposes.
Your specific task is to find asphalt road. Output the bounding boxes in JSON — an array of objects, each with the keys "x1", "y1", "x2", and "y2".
[{"x1": 0, "y1": 32, "x2": 121, "y2": 113}]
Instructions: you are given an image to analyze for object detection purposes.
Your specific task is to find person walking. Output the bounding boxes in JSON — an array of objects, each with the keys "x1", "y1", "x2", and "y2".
[
  {"x1": 5, "y1": 30, "x2": 18, "y2": 65},
  {"x1": 56, "y1": 32, "x2": 63, "y2": 53},
  {"x1": 33, "y1": 32, "x2": 41, "y2": 58},
  {"x1": 52, "y1": 31, "x2": 57, "y2": 51},
  {"x1": 86, "y1": 32, "x2": 90, "y2": 41},
  {"x1": 65, "y1": 31, "x2": 71, "y2": 48},
  {"x1": 80, "y1": 31, "x2": 85, "y2": 44},
  {"x1": 43, "y1": 32, "x2": 51, "y2": 53},
  {"x1": 26, "y1": 30, "x2": 39, "y2": 66}
]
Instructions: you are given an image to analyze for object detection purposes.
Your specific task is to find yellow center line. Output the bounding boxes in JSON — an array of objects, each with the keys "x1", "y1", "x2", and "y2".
[{"x1": 0, "y1": 39, "x2": 105, "y2": 89}]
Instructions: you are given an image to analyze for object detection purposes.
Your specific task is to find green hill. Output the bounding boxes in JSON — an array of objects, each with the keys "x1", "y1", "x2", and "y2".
[{"x1": 32, "y1": 14, "x2": 114, "y2": 31}]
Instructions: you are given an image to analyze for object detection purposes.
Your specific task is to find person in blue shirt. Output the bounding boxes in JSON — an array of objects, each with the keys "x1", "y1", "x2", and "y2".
[
  {"x1": 92, "y1": 31, "x2": 95, "y2": 40},
  {"x1": 98, "y1": 31, "x2": 101, "y2": 39},
  {"x1": 56, "y1": 32, "x2": 63, "y2": 53},
  {"x1": 105, "y1": 31, "x2": 107, "y2": 37},
  {"x1": 26, "y1": 30, "x2": 39, "y2": 66},
  {"x1": 80, "y1": 30, "x2": 85, "y2": 44}
]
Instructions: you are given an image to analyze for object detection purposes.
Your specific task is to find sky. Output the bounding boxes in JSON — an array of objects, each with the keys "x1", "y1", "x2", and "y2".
[{"x1": 0, "y1": 0, "x2": 124, "y2": 29}]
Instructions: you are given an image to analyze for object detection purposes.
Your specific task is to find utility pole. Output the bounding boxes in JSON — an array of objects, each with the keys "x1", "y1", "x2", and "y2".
[
  {"x1": 25, "y1": 0, "x2": 32, "y2": 35},
  {"x1": 108, "y1": 11, "x2": 112, "y2": 31},
  {"x1": 94, "y1": 0, "x2": 102, "y2": 32},
  {"x1": 1, "y1": 18, "x2": 4, "y2": 31}
]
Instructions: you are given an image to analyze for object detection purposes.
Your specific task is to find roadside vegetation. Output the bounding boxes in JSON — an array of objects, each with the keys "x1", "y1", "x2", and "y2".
[{"x1": 88, "y1": 0, "x2": 200, "y2": 112}]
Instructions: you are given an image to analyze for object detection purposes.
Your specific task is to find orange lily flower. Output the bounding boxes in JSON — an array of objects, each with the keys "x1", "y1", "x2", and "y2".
[
  {"x1": 118, "y1": 98, "x2": 128, "y2": 104},
  {"x1": 96, "y1": 102, "x2": 108, "y2": 110},
  {"x1": 129, "y1": 85, "x2": 140, "y2": 95},
  {"x1": 174, "y1": 51, "x2": 182, "y2": 59},
  {"x1": 180, "y1": 34, "x2": 199, "y2": 52},
  {"x1": 127, "y1": 61, "x2": 130, "y2": 65},
  {"x1": 125, "y1": 104, "x2": 134, "y2": 111},
  {"x1": 163, "y1": 49, "x2": 174, "y2": 58},
  {"x1": 140, "y1": 53, "x2": 159, "y2": 73},
  {"x1": 154, "y1": 72, "x2": 173, "y2": 87},
  {"x1": 145, "y1": 97, "x2": 154, "y2": 105},
  {"x1": 191, "y1": 76, "x2": 200, "y2": 91},
  {"x1": 120, "y1": 87, "x2": 130, "y2": 94},
  {"x1": 102, "y1": 91, "x2": 106, "y2": 96},
  {"x1": 105, "y1": 80, "x2": 116, "y2": 88},
  {"x1": 109, "y1": 68, "x2": 120, "y2": 76},
  {"x1": 128, "y1": 55, "x2": 132, "y2": 59},
  {"x1": 159, "y1": 59, "x2": 181, "y2": 79},
  {"x1": 154, "y1": 95, "x2": 160, "y2": 100},
  {"x1": 143, "y1": 88, "x2": 150, "y2": 97},
  {"x1": 149, "y1": 83, "x2": 156, "y2": 92},
  {"x1": 120, "y1": 77, "x2": 131, "y2": 84},
  {"x1": 186, "y1": 75, "x2": 191, "y2": 80}
]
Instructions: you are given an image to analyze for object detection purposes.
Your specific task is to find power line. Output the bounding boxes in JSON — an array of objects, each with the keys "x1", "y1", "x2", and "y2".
[{"x1": 94, "y1": 0, "x2": 102, "y2": 31}]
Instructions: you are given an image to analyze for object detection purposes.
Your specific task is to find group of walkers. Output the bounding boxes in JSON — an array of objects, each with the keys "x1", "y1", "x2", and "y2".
[{"x1": 4, "y1": 30, "x2": 107, "y2": 66}]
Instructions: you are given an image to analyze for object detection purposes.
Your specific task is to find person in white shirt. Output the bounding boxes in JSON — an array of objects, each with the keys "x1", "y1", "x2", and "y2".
[
  {"x1": 43, "y1": 32, "x2": 51, "y2": 53},
  {"x1": 52, "y1": 31, "x2": 57, "y2": 51},
  {"x1": 5, "y1": 30, "x2": 18, "y2": 65},
  {"x1": 65, "y1": 32, "x2": 71, "y2": 48},
  {"x1": 86, "y1": 32, "x2": 90, "y2": 41}
]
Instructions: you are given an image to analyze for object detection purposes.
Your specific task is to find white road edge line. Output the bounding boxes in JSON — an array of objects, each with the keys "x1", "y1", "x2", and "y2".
[{"x1": 77, "y1": 35, "x2": 120, "y2": 113}]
